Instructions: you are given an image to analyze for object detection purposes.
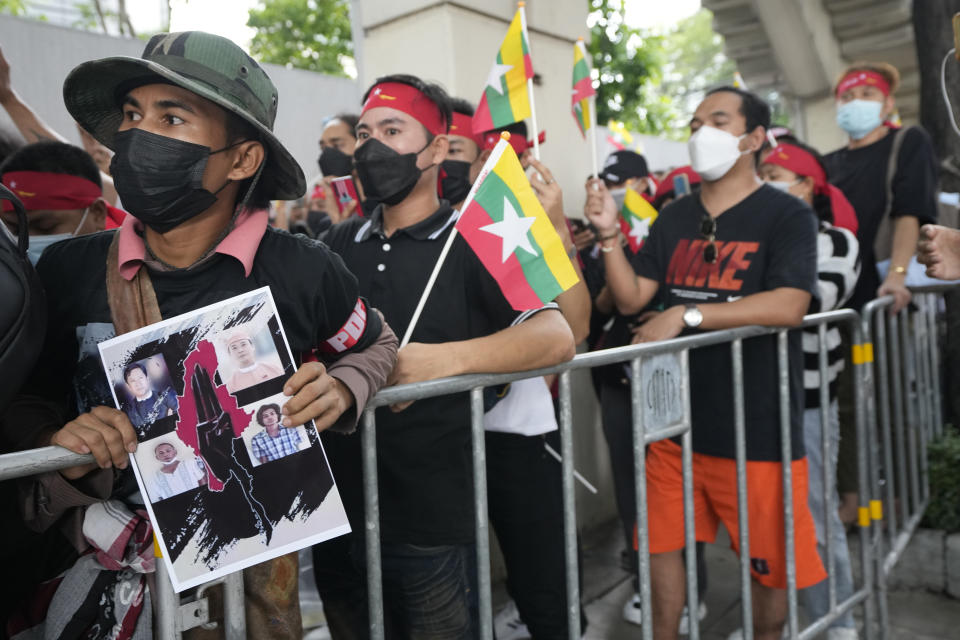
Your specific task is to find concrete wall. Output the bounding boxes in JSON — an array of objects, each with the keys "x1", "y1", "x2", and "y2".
[{"x1": 0, "y1": 15, "x2": 361, "y2": 186}]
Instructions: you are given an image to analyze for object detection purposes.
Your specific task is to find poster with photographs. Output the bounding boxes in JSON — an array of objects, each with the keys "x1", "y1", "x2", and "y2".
[{"x1": 97, "y1": 287, "x2": 350, "y2": 592}]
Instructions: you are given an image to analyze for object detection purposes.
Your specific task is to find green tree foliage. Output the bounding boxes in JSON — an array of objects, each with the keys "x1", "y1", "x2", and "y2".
[
  {"x1": 0, "y1": 0, "x2": 26, "y2": 16},
  {"x1": 248, "y1": 0, "x2": 352, "y2": 76},
  {"x1": 586, "y1": 0, "x2": 664, "y2": 134},
  {"x1": 922, "y1": 427, "x2": 960, "y2": 533}
]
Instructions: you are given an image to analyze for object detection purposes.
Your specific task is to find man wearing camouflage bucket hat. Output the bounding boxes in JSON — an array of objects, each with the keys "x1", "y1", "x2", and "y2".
[{"x1": 3, "y1": 32, "x2": 398, "y2": 639}]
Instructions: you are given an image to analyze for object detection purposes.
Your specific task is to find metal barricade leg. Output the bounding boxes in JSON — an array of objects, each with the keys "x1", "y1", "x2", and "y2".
[
  {"x1": 874, "y1": 310, "x2": 899, "y2": 543},
  {"x1": 817, "y1": 324, "x2": 838, "y2": 615},
  {"x1": 362, "y1": 408, "x2": 385, "y2": 640},
  {"x1": 222, "y1": 571, "x2": 246, "y2": 640},
  {"x1": 900, "y1": 307, "x2": 922, "y2": 515},
  {"x1": 888, "y1": 313, "x2": 909, "y2": 537},
  {"x1": 731, "y1": 340, "x2": 753, "y2": 640},
  {"x1": 777, "y1": 331, "x2": 799, "y2": 640},
  {"x1": 927, "y1": 293, "x2": 944, "y2": 440},
  {"x1": 630, "y1": 357, "x2": 654, "y2": 640},
  {"x1": 853, "y1": 315, "x2": 879, "y2": 640},
  {"x1": 557, "y1": 372, "x2": 581, "y2": 640},
  {"x1": 912, "y1": 304, "x2": 931, "y2": 504},
  {"x1": 154, "y1": 556, "x2": 179, "y2": 640},
  {"x1": 470, "y1": 387, "x2": 493, "y2": 640}
]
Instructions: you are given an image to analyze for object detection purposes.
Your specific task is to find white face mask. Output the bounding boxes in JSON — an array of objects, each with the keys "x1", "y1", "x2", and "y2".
[
  {"x1": 688, "y1": 126, "x2": 750, "y2": 182},
  {"x1": 765, "y1": 179, "x2": 801, "y2": 193}
]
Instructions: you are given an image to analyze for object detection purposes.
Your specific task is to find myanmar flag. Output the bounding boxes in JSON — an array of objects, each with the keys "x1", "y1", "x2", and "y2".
[
  {"x1": 620, "y1": 188, "x2": 658, "y2": 253},
  {"x1": 456, "y1": 136, "x2": 579, "y2": 310},
  {"x1": 472, "y1": 8, "x2": 535, "y2": 135},
  {"x1": 571, "y1": 40, "x2": 595, "y2": 137}
]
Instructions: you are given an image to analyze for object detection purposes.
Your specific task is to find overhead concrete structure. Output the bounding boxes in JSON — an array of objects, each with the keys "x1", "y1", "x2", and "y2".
[{"x1": 703, "y1": 0, "x2": 919, "y2": 152}]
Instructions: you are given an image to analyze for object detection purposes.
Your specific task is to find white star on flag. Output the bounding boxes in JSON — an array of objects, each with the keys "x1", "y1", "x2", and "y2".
[
  {"x1": 486, "y1": 62, "x2": 514, "y2": 95},
  {"x1": 628, "y1": 216, "x2": 651, "y2": 244},
  {"x1": 480, "y1": 197, "x2": 538, "y2": 262}
]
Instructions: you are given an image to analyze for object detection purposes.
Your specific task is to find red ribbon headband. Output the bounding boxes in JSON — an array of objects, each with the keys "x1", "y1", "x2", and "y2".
[
  {"x1": 361, "y1": 82, "x2": 447, "y2": 137},
  {"x1": 449, "y1": 112, "x2": 483, "y2": 146},
  {"x1": 2, "y1": 170, "x2": 102, "y2": 212},
  {"x1": 481, "y1": 130, "x2": 547, "y2": 155},
  {"x1": 762, "y1": 144, "x2": 859, "y2": 234},
  {"x1": 835, "y1": 70, "x2": 890, "y2": 98}
]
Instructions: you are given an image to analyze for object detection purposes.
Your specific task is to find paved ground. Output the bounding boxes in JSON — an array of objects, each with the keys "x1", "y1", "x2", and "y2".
[{"x1": 299, "y1": 519, "x2": 960, "y2": 639}]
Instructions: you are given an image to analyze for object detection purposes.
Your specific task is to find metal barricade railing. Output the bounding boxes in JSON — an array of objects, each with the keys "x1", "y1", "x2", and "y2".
[
  {"x1": 861, "y1": 284, "x2": 955, "y2": 639},
  {"x1": 0, "y1": 291, "x2": 953, "y2": 639}
]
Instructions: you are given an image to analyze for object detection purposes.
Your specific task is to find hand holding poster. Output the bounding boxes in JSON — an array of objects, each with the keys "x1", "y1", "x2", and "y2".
[{"x1": 97, "y1": 287, "x2": 350, "y2": 592}]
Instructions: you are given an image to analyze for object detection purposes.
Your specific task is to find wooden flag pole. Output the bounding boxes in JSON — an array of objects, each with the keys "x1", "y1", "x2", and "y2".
[
  {"x1": 399, "y1": 136, "x2": 511, "y2": 348},
  {"x1": 519, "y1": 2, "x2": 541, "y2": 161}
]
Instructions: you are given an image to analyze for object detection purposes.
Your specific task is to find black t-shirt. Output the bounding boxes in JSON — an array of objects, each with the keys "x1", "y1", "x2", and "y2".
[
  {"x1": 26, "y1": 227, "x2": 381, "y2": 494},
  {"x1": 824, "y1": 126, "x2": 938, "y2": 309},
  {"x1": 635, "y1": 185, "x2": 818, "y2": 461},
  {"x1": 322, "y1": 202, "x2": 528, "y2": 545}
]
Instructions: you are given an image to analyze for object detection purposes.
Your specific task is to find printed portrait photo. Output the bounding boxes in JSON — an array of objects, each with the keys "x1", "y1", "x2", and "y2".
[
  {"x1": 137, "y1": 433, "x2": 208, "y2": 503},
  {"x1": 240, "y1": 396, "x2": 312, "y2": 468},
  {"x1": 113, "y1": 354, "x2": 179, "y2": 430},
  {"x1": 216, "y1": 323, "x2": 285, "y2": 395}
]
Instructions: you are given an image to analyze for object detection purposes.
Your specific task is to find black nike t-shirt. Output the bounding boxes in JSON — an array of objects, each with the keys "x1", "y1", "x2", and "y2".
[
  {"x1": 635, "y1": 185, "x2": 818, "y2": 461},
  {"x1": 824, "y1": 126, "x2": 938, "y2": 309}
]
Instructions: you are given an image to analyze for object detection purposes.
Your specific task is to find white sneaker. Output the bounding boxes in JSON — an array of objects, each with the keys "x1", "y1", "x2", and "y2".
[
  {"x1": 494, "y1": 600, "x2": 531, "y2": 640},
  {"x1": 678, "y1": 601, "x2": 708, "y2": 635},
  {"x1": 622, "y1": 592, "x2": 643, "y2": 625},
  {"x1": 826, "y1": 628, "x2": 859, "y2": 640},
  {"x1": 622, "y1": 593, "x2": 707, "y2": 633}
]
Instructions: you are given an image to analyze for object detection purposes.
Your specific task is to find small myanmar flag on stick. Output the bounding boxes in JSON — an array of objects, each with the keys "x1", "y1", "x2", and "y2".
[
  {"x1": 620, "y1": 188, "x2": 658, "y2": 253},
  {"x1": 456, "y1": 134, "x2": 579, "y2": 310},
  {"x1": 472, "y1": 7, "x2": 535, "y2": 135},
  {"x1": 571, "y1": 39, "x2": 595, "y2": 137}
]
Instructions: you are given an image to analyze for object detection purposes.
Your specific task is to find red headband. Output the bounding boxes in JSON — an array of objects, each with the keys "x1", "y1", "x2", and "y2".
[
  {"x1": 481, "y1": 130, "x2": 546, "y2": 155},
  {"x1": 835, "y1": 70, "x2": 890, "y2": 98},
  {"x1": 361, "y1": 82, "x2": 447, "y2": 136},
  {"x1": 2, "y1": 171, "x2": 102, "y2": 212},
  {"x1": 762, "y1": 144, "x2": 859, "y2": 234},
  {"x1": 449, "y1": 112, "x2": 483, "y2": 147}
]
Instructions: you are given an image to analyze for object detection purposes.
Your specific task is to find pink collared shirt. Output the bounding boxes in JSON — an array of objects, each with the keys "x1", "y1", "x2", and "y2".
[{"x1": 117, "y1": 208, "x2": 269, "y2": 281}]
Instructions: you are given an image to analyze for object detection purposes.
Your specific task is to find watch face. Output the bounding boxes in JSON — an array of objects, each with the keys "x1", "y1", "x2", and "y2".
[{"x1": 683, "y1": 306, "x2": 702, "y2": 328}]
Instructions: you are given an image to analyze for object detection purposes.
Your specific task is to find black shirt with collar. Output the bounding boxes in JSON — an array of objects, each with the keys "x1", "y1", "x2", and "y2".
[{"x1": 322, "y1": 201, "x2": 532, "y2": 545}]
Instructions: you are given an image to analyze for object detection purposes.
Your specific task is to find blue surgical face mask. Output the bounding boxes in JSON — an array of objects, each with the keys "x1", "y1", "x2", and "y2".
[
  {"x1": 836, "y1": 99, "x2": 884, "y2": 140},
  {"x1": 26, "y1": 207, "x2": 89, "y2": 265}
]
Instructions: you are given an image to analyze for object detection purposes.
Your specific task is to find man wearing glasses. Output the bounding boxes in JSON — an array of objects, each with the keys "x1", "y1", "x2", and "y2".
[{"x1": 585, "y1": 87, "x2": 822, "y2": 640}]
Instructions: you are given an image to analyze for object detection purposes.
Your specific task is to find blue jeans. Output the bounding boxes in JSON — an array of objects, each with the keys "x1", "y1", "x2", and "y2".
[
  {"x1": 380, "y1": 542, "x2": 478, "y2": 640},
  {"x1": 800, "y1": 402, "x2": 856, "y2": 630}
]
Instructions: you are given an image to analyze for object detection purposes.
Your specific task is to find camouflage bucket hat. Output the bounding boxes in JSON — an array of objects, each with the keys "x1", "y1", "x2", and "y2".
[{"x1": 63, "y1": 31, "x2": 305, "y2": 201}]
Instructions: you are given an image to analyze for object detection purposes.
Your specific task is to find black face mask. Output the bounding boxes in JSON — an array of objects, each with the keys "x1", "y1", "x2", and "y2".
[
  {"x1": 353, "y1": 138, "x2": 431, "y2": 206},
  {"x1": 318, "y1": 146, "x2": 354, "y2": 177},
  {"x1": 440, "y1": 160, "x2": 473, "y2": 205},
  {"x1": 109, "y1": 129, "x2": 236, "y2": 233}
]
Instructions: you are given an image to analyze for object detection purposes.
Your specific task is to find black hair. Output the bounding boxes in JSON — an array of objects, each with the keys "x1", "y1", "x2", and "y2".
[
  {"x1": 224, "y1": 111, "x2": 271, "y2": 210},
  {"x1": 652, "y1": 182, "x2": 702, "y2": 212},
  {"x1": 123, "y1": 362, "x2": 147, "y2": 382},
  {"x1": 765, "y1": 135, "x2": 835, "y2": 225},
  {"x1": 0, "y1": 128, "x2": 23, "y2": 166},
  {"x1": 362, "y1": 74, "x2": 453, "y2": 140},
  {"x1": 705, "y1": 86, "x2": 770, "y2": 164},
  {"x1": 489, "y1": 120, "x2": 528, "y2": 139},
  {"x1": 0, "y1": 140, "x2": 102, "y2": 189},
  {"x1": 449, "y1": 98, "x2": 475, "y2": 117},
  {"x1": 326, "y1": 113, "x2": 360, "y2": 137},
  {"x1": 256, "y1": 402, "x2": 282, "y2": 426}
]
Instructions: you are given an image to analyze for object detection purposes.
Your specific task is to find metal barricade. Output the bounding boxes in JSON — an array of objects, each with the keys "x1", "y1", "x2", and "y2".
[
  {"x1": 4, "y1": 293, "x2": 956, "y2": 639},
  {"x1": 861, "y1": 284, "x2": 955, "y2": 639}
]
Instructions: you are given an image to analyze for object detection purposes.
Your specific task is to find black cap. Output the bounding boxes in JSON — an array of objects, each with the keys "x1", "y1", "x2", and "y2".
[{"x1": 600, "y1": 150, "x2": 648, "y2": 184}]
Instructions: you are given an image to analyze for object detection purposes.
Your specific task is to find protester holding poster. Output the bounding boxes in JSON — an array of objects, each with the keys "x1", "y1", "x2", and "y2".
[{"x1": 0, "y1": 31, "x2": 397, "y2": 639}]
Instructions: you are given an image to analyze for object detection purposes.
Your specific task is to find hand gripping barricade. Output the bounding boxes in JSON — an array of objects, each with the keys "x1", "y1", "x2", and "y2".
[{"x1": 0, "y1": 286, "x2": 954, "y2": 639}]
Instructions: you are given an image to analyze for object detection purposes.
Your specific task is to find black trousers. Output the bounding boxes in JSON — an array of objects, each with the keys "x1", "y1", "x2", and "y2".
[{"x1": 486, "y1": 430, "x2": 586, "y2": 639}]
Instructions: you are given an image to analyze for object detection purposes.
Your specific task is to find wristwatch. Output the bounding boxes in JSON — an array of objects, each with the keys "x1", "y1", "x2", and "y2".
[{"x1": 682, "y1": 304, "x2": 703, "y2": 328}]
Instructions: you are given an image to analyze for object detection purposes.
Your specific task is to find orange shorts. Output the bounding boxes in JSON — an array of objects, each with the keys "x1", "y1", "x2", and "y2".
[{"x1": 644, "y1": 439, "x2": 826, "y2": 590}]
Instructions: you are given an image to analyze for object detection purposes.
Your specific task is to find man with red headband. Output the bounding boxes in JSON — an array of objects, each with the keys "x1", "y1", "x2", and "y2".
[
  {"x1": 0, "y1": 141, "x2": 110, "y2": 264},
  {"x1": 825, "y1": 61, "x2": 938, "y2": 314},
  {"x1": 479, "y1": 119, "x2": 544, "y2": 171},
  {"x1": 317, "y1": 73, "x2": 575, "y2": 638}
]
